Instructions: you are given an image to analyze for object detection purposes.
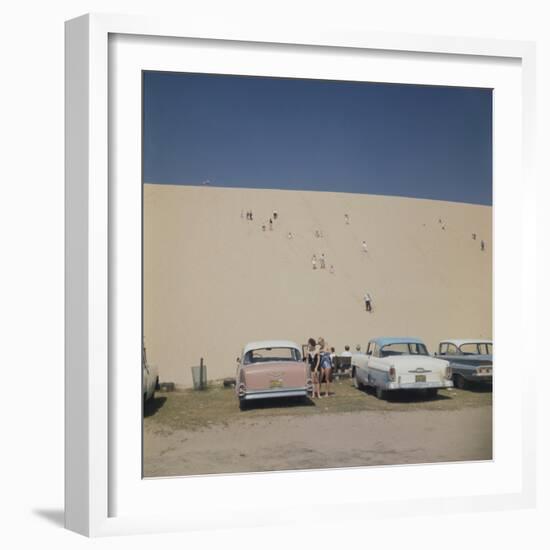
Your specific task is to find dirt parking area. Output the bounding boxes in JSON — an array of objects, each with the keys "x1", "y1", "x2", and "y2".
[{"x1": 143, "y1": 380, "x2": 492, "y2": 477}]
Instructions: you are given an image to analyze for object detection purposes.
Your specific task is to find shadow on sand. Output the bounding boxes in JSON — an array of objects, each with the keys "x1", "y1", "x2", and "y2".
[
  {"x1": 463, "y1": 383, "x2": 493, "y2": 393},
  {"x1": 356, "y1": 385, "x2": 452, "y2": 403},
  {"x1": 144, "y1": 395, "x2": 167, "y2": 417},
  {"x1": 242, "y1": 396, "x2": 316, "y2": 411}
]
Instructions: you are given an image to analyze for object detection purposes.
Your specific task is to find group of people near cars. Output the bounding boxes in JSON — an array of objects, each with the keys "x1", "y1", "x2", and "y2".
[{"x1": 304, "y1": 338, "x2": 353, "y2": 398}]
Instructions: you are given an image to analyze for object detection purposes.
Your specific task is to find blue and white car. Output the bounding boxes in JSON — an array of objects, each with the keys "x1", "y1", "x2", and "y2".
[
  {"x1": 436, "y1": 339, "x2": 493, "y2": 389},
  {"x1": 352, "y1": 337, "x2": 453, "y2": 399}
]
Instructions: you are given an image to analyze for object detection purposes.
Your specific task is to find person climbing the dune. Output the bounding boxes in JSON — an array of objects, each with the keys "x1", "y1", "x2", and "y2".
[{"x1": 364, "y1": 292, "x2": 372, "y2": 312}]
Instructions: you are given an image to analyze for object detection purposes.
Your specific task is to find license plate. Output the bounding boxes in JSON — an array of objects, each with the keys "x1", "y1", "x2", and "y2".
[
  {"x1": 415, "y1": 375, "x2": 426, "y2": 382},
  {"x1": 270, "y1": 380, "x2": 283, "y2": 388}
]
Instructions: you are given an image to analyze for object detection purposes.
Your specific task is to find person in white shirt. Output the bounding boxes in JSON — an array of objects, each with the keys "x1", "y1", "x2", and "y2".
[
  {"x1": 362, "y1": 240, "x2": 368, "y2": 253},
  {"x1": 341, "y1": 345, "x2": 352, "y2": 357}
]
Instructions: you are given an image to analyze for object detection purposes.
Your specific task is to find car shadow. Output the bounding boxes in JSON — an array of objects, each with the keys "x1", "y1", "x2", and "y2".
[
  {"x1": 143, "y1": 396, "x2": 167, "y2": 417},
  {"x1": 384, "y1": 390, "x2": 451, "y2": 403},
  {"x1": 352, "y1": 385, "x2": 451, "y2": 402},
  {"x1": 464, "y1": 383, "x2": 493, "y2": 393},
  {"x1": 244, "y1": 396, "x2": 316, "y2": 411}
]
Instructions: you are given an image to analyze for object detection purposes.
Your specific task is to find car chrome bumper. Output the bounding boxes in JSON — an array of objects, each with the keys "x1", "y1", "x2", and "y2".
[
  {"x1": 383, "y1": 380, "x2": 454, "y2": 391},
  {"x1": 241, "y1": 387, "x2": 309, "y2": 400}
]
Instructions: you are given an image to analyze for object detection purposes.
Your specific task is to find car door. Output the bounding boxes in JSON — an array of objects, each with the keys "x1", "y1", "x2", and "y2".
[{"x1": 364, "y1": 342, "x2": 377, "y2": 384}]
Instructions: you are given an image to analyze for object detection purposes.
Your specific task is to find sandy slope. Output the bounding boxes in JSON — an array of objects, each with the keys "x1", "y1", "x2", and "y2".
[{"x1": 144, "y1": 184, "x2": 492, "y2": 386}]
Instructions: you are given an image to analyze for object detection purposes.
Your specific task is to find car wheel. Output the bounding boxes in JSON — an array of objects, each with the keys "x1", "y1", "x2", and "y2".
[
  {"x1": 375, "y1": 386, "x2": 386, "y2": 400},
  {"x1": 453, "y1": 374, "x2": 467, "y2": 390},
  {"x1": 239, "y1": 399, "x2": 248, "y2": 411}
]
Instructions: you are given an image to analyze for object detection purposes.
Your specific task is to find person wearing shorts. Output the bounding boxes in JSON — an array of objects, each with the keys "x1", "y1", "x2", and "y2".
[
  {"x1": 317, "y1": 337, "x2": 332, "y2": 397},
  {"x1": 305, "y1": 337, "x2": 321, "y2": 399}
]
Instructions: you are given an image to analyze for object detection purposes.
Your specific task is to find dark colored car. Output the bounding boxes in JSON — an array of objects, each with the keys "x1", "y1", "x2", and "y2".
[{"x1": 436, "y1": 339, "x2": 492, "y2": 389}]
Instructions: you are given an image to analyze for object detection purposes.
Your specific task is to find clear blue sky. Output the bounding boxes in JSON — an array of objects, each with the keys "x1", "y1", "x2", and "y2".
[{"x1": 143, "y1": 72, "x2": 492, "y2": 205}]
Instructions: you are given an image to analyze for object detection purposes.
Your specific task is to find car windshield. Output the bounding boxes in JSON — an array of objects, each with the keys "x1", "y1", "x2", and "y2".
[
  {"x1": 379, "y1": 342, "x2": 428, "y2": 357},
  {"x1": 243, "y1": 347, "x2": 301, "y2": 364}
]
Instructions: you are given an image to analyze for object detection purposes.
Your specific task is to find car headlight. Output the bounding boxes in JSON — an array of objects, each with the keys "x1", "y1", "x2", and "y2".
[
  {"x1": 445, "y1": 365, "x2": 452, "y2": 379},
  {"x1": 389, "y1": 367, "x2": 396, "y2": 381},
  {"x1": 238, "y1": 383, "x2": 246, "y2": 397}
]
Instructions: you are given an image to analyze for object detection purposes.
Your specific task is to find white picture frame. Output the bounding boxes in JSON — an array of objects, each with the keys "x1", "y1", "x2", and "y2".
[{"x1": 65, "y1": 13, "x2": 537, "y2": 537}]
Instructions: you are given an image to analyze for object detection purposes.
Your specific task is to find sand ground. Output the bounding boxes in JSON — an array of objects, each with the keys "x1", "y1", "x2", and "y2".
[
  {"x1": 143, "y1": 383, "x2": 492, "y2": 477},
  {"x1": 143, "y1": 184, "x2": 492, "y2": 387},
  {"x1": 144, "y1": 405, "x2": 492, "y2": 477}
]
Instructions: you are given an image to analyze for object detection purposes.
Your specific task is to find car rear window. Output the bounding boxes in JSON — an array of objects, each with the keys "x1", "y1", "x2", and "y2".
[
  {"x1": 380, "y1": 342, "x2": 428, "y2": 357},
  {"x1": 244, "y1": 347, "x2": 301, "y2": 364}
]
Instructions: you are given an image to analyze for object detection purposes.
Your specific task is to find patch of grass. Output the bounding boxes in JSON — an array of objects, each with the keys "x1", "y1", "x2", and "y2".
[{"x1": 144, "y1": 379, "x2": 492, "y2": 433}]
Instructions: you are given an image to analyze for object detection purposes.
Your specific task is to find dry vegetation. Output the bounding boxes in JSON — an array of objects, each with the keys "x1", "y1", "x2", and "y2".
[{"x1": 144, "y1": 378, "x2": 492, "y2": 433}]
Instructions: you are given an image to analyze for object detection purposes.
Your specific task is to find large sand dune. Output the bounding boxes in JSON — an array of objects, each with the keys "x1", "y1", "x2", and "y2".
[{"x1": 144, "y1": 184, "x2": 492, "y2": 387}]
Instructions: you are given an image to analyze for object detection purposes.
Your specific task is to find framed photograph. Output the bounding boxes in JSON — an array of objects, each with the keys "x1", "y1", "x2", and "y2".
[{"x1": 65, "y1": 13, "x2": 536, "y2": 537}]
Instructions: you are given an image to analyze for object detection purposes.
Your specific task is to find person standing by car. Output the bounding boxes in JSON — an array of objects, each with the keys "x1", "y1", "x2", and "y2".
[
  {"x1": 318, "y1": 337, "x2": 333, "y2": 398},
  {"x1": 305, "y1": 337, "x2": 321, "y2": 399}
]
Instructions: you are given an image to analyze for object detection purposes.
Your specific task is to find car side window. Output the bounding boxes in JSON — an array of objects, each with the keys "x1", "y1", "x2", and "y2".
[
  {"x1": 478, "y1": 343, "x2": 490, "y2": 355},
  {"x1": 446, "y1": 344, "x2": 459, "y2": 355},
  {"x1": 439, "y1": 343, "x2": 448, "y2": 355},
  {"x1": 459, "y1": 343, "x2": 478, "y2": 355}
]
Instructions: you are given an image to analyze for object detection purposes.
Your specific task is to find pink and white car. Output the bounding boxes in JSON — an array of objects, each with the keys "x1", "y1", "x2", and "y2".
[{"x1": 235, "y1": 340, "x2": 312, "y2": 410}]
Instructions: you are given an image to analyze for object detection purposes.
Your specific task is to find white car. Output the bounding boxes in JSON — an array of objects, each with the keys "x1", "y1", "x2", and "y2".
[
  {"x1": 142, "y1": 344, "x2": 159, "y2": 404},
  {"x1": 352, "y1": 337, "x2": 453, "y2": 399}
]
